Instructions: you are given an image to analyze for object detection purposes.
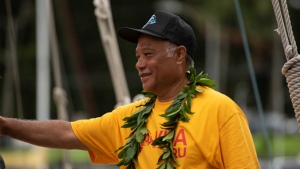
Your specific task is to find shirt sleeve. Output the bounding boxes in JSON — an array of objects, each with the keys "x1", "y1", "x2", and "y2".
[
  {"x1": 219, "y1": 111, "x2": 260, "y2": 168},
  {"x1": 71, "y1": 99, "x2": 146, "y2": 164},
  {"x1": 71, "y1": 113, "x2": 120, "y2": 164}
]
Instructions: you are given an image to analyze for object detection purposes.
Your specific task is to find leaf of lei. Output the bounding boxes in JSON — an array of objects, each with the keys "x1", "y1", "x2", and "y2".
[{"x1": 114, "y1": 66, "x2": 217, "y2": 169}]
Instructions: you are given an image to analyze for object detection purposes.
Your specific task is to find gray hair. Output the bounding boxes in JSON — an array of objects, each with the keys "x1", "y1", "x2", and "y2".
[{"x1": 164, "y1": 40, "x2": 194, "y2": 67}]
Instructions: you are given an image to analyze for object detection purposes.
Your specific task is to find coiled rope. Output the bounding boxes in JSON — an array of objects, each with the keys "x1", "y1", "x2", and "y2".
[{"x1": 271, "y1": 0, "x2": 300, "y2": 129}]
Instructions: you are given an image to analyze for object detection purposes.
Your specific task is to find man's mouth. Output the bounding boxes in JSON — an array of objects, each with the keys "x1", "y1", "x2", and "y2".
[{"x1": 140, "y1": 73, "x2": 151, "y2": 79}]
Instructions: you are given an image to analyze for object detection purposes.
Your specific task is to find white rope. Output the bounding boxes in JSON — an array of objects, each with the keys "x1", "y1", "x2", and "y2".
[
  {"x1": 5, "y1": 0, "x2": 24, "y2": 119},
  {"x1": 49, "y1": 1, "x2": 72, "y2": 169},
  {"x1": 280, "y1": 0, "x2": 298, "y2": 56},
  {"x1": 93, "y1": 0, "x2": 131, "y2": 107},
  {"x1": 271, "y1": 0, "x2": 300, "y2": 129},
  {"x1": 49, "y1": 0, "x2": 69, "y2": 122}
]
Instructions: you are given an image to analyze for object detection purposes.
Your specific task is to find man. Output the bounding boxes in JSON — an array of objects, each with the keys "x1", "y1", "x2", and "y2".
[
  {"x1": 0, "y1": 10, "x2": 260, "y2": 168},
  {"x1": 0, "y1": 155, "x2": 5, "y2": 169}
]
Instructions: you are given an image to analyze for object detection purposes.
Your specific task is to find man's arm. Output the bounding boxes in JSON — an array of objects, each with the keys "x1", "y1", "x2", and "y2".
[{"x1": 0, "y1": 116, "x2": 89, "y2": 150}]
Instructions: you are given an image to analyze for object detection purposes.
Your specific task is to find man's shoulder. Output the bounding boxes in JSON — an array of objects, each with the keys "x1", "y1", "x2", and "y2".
[
  {"x1": 196, "y1": 86, "x2": 232, "y2": 101},
  {"x1": 114, "y1": 97, "x2": 149, "y2": 113}
]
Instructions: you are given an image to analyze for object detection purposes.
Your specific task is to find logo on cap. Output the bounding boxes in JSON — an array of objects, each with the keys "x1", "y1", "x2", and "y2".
[{"x1": 142, "y1": 15, "x2": 156, "y2": 28}]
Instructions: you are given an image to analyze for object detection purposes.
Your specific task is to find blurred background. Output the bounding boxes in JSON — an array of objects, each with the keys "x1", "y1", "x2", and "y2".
[{"x1": 1, "y1": 0, "x2": 300, "y2": 168}]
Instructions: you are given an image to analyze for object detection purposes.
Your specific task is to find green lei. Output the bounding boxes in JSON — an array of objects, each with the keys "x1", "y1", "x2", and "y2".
[{"x1": 114, "y1": 67, "x2": 217, "y2": 169}]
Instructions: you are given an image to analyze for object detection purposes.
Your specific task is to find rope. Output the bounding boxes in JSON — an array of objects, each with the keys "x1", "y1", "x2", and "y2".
[
  {"x1": 271, "y1": 0, "x2": 300, "y2": 129},
  {"x1": 93, "y1": 0, "x2": 131, "y2": 107},
  {"x1": 280, "y1": 0, "x2": 298, "y2": 56},
  {"x1": 5, "y1": 0, "x2": 24, "y2": 119},
  {"x1": 234, "y1": 1, "x2": 274, "y2": 167},
  {"x1": 49, "y1": 1, "x2": 72, "y2": 169}
]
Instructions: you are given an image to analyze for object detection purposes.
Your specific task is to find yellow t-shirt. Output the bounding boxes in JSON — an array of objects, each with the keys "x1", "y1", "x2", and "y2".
[{"x1": 71, "y1": 87, "x2": 260, "y2": 169}]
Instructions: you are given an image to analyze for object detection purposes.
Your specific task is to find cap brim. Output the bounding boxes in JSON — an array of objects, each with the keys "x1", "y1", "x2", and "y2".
[{"x1": 117, "y1": 27, "x2": 166, "y2": 43}]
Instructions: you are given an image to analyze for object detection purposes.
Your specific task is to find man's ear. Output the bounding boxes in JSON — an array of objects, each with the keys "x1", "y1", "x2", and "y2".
[{"x1": 176, "y1": 46, "x2": 187, "y2": 64}]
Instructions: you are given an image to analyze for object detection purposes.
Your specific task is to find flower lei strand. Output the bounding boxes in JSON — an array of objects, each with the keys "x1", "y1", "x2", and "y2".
[{"x1": 114, "y1": 67, "x2": 217, "y2": 169}]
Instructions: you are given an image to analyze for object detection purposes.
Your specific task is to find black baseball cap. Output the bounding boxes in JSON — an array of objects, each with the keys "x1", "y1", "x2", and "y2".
[{"x1": 117, "y1": 10, "x2": 197, "y2": 59}]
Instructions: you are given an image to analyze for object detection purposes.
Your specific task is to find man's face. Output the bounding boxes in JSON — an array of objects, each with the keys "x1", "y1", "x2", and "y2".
[{"x1": 135, "y1": 34, "x2": 180, "y2": 94}]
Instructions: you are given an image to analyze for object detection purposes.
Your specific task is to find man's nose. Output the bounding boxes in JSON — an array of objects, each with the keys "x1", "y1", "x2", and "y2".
[{"x1": 136, "y1": 59, "x2": 146, "y2": 70}]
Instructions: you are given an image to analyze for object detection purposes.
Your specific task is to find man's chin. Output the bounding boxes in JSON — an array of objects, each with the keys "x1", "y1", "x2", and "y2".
[{"x1": 142, "y1": 85, "x2": 154, "y2": 93}]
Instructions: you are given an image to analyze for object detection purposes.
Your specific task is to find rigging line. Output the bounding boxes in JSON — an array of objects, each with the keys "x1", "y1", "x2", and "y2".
[
  {"x1": 5, "y1": 0, "x2": 24, "y2": 119},
  {"x1": 271, "y1": 0, "x2": 293, "y2": 60},
  {"x1": 272, "y1": 0, "x2": 300, "y2": 130},
  {"x1": 280, "y1": 0, "x2": 298, "y2": 56},
  {"x1": 234, "y1": 0, "x2": 274, "y2": 168},
  {"x1": 49, "y1": 1, "x2": 72, "y2": 169}
]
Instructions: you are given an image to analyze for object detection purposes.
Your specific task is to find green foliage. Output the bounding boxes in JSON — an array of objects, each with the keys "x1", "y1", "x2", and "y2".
[
  {"x1": 115, "y1": 93, "x2": 156, "y2": 167},
  {"x1": 253, "y1": 133, "x2": 300, "y2": 157}
]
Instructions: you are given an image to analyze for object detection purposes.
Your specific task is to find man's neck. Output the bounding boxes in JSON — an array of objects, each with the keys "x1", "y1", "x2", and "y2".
[{"x1": 156, "y1": 78, "x2": 189, "y2": 102}]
